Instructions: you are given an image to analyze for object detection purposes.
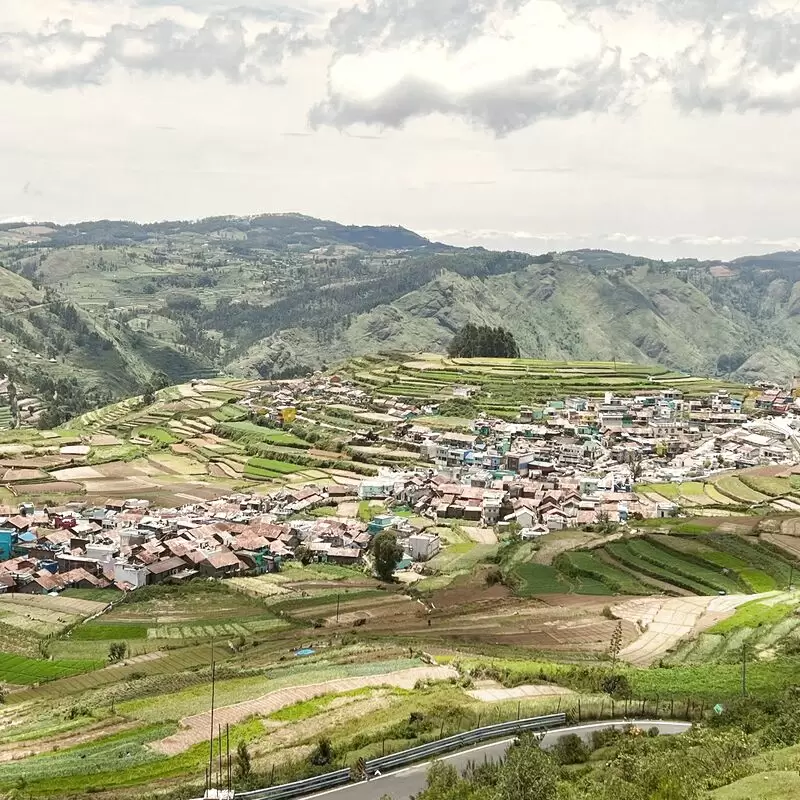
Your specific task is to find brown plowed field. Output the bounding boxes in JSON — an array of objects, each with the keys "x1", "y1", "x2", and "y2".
[{"x1": 763, "y1": 533, "x2": 800, "y2": 560}]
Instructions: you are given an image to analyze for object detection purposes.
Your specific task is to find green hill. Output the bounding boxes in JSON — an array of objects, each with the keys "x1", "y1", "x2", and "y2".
[{"x1": 2, "y1": 214, "x2": 800, "y2": 400}]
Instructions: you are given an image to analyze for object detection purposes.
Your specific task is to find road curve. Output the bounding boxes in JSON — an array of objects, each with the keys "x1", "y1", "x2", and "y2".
[{"x1": 299, "y1": 720, "x2": 691, "y2": 800}]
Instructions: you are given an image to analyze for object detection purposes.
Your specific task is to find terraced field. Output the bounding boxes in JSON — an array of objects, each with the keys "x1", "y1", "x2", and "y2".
[
  {"x1": 638, "y1": 471, "x2": 800, "y2": 514},
  {"x1": 564, "y1": 532, "x2": 800, "y2": 597},
  {"x1": 344, "y1": 353, "x2": 745, "y2": 416}
]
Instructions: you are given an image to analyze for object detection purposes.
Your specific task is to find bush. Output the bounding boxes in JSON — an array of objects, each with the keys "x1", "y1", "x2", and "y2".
[
  {"x1": 600, "y1": 673, "x2": 632, "y2": 698},
  {"x1": 309, "y1": 737, "x2": 334, "y2": 766},
  {"x1": 108, "y1": 642, "x2": 128, "y2": 663},
  {"x1": 550, "y1": 733, "x2": 590, "y2": 764}
]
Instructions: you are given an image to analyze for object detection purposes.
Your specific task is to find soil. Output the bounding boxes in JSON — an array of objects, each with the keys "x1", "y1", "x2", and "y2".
[
  {"x1": 0, "y1": 719, "x2": 139, "y2": 763},
  {"x1": 154, "y1": 664, "x2": 458, "y2": 755},
  {"x1": 612, "y1": 594, "x2": 751, "y2": 666}
]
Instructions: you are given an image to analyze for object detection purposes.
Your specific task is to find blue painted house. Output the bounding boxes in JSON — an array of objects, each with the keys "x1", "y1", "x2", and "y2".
[{"x1": 0, "y1": 529, "x2": 16, "y2": 561}]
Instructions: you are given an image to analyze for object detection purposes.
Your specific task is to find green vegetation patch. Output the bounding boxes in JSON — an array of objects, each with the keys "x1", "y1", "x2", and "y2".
[
  {"x1": 556, "y1": 552, "x2": 649, "y2": 595},
  {"x1": 246, "y1": 456, "x2": 303, "y2": 474},
  {"x1": 0, "y1": 652, "x2": 102, "y2": 684},
  {"x1": 137, "y1": 426, "x2": 180, "y2": 444},
  {"x1": 710, "y1": 598, "x2": 795, "y2": 634},
  {"x1": 70, "y1": 623, "x2": 150, "y2": 640}
]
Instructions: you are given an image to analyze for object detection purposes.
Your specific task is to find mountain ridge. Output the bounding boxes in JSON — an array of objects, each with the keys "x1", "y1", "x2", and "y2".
[{"x1": 1, "y1": 213, "x2": 799, "y2": 419}]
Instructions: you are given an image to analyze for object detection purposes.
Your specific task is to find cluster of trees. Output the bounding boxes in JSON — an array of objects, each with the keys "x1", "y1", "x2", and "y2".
[{"x1": 448, "y1": 324, "x2": 520, "y2": 358}]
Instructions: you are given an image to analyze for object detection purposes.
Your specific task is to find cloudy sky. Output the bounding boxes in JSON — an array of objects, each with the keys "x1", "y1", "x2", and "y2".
[{"x1": 4, "y1": 0, "x2": 800, "y2": 259}]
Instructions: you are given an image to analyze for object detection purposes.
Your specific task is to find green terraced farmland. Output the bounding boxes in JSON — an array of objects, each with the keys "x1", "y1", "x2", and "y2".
[
  {"x1": 0, "y1": 652, "x2": 102, "y2": 684},
  {"x1": 714, "y1": 476, "x2": 771, "y2": 504},
  {"x1": 625, "y1": 539, "x2": 742, "y2": 593},
  {"x1": 556, "y1": 551, "x2": 651, "y2": 595},
  {"x1": 605, "y1": 542, "x2": 717, "y2": 594},
  {"x1": 708, "y1": 534, "x2": 797, "y2": 587}
]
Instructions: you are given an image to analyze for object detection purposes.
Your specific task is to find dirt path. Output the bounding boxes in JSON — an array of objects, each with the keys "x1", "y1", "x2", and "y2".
[
  {"x1": 154, "y1": 664, "x2": 457, "y2": 755},
  {"x1": 467, "y1": 682, "x2": 574, "y2": 702},
  {"x1": 612, "y1": 594, "x2": 755, "y2": 666}
]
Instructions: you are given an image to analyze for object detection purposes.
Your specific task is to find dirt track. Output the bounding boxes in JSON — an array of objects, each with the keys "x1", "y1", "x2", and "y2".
[{"x1": 154, "y1": 664, "x2": 458, "y2": 755}]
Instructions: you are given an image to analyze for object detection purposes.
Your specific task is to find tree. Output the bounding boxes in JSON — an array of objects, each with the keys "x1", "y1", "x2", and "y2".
[
  {"x1": 309, "y1": 737, "x2": 334, "y2": 766},
  {"x1": 235, "y1": 740, "x2": 252, "y2": 780},
  {"x1": 108, "y1": 642, "x2": 128, "y2": 663},
  {"x1": 448, "y1": 323, "x2": 520, "y2": 358},
  {"x1": 625, "y1": 450, "x2": 645, "y2": 482},
  {"x1": 497, "y1": 735, "x2": 558, "y2": 800},
  {"x1": 609, "y1": 620, "x2": 624, "y2": 670},
  {"x1": 371, "y1": 530, "x2": 403, "y2": 582}
]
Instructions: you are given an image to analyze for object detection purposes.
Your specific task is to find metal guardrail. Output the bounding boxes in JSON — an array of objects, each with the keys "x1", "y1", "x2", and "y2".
[{"x1": 232, "y1": 713, "x2": 567, "y2": 800}]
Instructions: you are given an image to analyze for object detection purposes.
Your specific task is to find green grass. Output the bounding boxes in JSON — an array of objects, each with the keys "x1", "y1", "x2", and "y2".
[
  {"x1": 226, "y1": 421, "x2": 310, "y2": 448},
  {"x1": 709, "y1": 598, "x2": 795, "y2": 634},
  {"x1": 710, "y1": 771, "x2": 800, "y2": 800},
  {"x1": 0, "y1": 652, "x2": 102, "y2": 684},
  {"x1": 70, "y1": 623, "x2": 149, "y2": 640},
  {"x1": 246, "y1": 456, "x2": 303, "y2": 474},
  {"x1": 628, "y1": 657, "x2": 800, "y2": 699},
  {"x1": 512, "y1": 563, "x2": 572, "y2": 595},
  {"x1": 738, "y1": 568, "x2": 777, "y2": 592},
  {"x1": 60, "y1": 588, "x2": 123, "y2": 602},
  {"x1": 137, "y1": 426, "x2": 180, "y2": 444}
]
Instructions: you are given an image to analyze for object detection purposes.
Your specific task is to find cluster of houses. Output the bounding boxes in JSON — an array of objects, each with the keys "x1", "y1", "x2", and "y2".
[{"x1": 0, "y1": 489, "x2": 360, "y2": 594}]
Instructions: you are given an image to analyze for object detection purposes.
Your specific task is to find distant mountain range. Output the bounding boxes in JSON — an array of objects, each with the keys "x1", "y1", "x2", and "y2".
[{"x1": 0, "y1": 214, "x2": 798, "y2": 413}]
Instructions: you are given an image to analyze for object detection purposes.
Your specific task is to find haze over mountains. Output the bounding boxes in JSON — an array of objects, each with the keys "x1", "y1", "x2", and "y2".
[{"x1": 0, "y1": 214, "x2": 798, "y2": 407}]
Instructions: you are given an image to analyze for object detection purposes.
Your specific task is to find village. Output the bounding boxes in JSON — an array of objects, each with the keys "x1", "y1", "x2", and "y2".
[{"x1": 1, "y1": 366, "x2": 799, "y2": 596}]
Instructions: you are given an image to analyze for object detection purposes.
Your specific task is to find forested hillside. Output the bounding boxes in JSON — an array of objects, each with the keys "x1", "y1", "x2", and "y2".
[{"x1": 1, "y1": 215, "x2": 800, "y2": 406}]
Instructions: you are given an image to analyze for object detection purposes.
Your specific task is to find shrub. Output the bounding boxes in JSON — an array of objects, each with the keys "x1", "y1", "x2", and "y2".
[
  {"x1": 550, "y1": 733, "x2": 590, "y2": 764},
  {"x1": 108, "y1": 642, "x2": 128, "y2": 663},
  {"x1": 601, "y1": 673, "x2": 632, "y2": 698},
  {"x1": 309, "y1": 737, "x2": 334, "y2": 766}
]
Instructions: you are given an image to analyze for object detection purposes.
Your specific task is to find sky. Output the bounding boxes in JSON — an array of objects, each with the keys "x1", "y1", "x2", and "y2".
[{"x1": 4, "y1": 0, "x2": 800, "y2": 260}]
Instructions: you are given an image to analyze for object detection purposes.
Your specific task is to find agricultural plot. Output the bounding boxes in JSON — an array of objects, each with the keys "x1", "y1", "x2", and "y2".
[
  {"x1": 714, "y1": 476, "x2": 771, "y2": 504},
  {"x1": 0, "y1": 652, "x2": 101, "y2": 684},
  {"x1": 555, "y1": 552, "x2": 651, "y2": 595},
  {"x1": 347, "y1": 354, "x2": 746, "y2": 409},
  {"x1": 0, "y1": 594, "x2": 107, "y2": 639}
]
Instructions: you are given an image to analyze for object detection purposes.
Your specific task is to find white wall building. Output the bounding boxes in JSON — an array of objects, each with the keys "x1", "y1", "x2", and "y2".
[{"x1": 407, "y1": 533, "x2": 441, "y2": 562}]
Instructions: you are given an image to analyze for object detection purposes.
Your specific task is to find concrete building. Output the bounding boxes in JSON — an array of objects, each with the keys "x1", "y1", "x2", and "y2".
[{"x1": 407, "y1": 532, "x2": 441, "y2": 561}]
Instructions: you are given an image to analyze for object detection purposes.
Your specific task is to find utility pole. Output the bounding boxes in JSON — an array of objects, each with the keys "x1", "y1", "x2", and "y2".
[
  {"x1": 336, "y1": 593, "x2": 340, "y2": 623},
  {"x1": 789, "y1": 563, "x2": 794, "y2": 590},
  {"x1": 208, "y1": 639, "x2": 216, "y2": 796}
]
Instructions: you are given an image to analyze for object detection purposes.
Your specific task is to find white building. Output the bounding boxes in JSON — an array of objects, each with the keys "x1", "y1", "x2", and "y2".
[
  {"x1": 114, "y1": 561, "x2": 148, "y2": 589},
  {"x1": 407, "y1": 533, "x2": 441, "y2": 562}
]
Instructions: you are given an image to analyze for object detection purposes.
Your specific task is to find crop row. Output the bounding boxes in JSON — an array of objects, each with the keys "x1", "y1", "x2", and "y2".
[
  {"x1": 630, "y1": 539, "x2": 742, "y2": 593},
  {"x1": 604, "y1": 542, "x2": 716, "y2": 595},
  {"x1": 556, "y1": 552, "x2": 650, "y2": 595}
]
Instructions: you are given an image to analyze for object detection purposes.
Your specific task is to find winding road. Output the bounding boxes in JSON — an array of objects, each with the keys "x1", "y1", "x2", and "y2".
[{"x1": 296, "y1": 720, "x2": 691, "y2": 800}]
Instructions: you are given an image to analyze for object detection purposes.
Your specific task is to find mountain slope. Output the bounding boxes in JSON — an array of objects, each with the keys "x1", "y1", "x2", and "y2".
[{"x1": 1, "y1": 215, "x2": 800, "y2": 387}]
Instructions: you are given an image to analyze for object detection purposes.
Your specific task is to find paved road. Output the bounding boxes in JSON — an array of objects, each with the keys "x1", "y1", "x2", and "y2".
[{"x1": 301, "y1": 720, "x2": 691, "y2": 800}]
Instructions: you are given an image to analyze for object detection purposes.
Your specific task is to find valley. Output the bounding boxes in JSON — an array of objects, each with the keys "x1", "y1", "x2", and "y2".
[{"x1": 0, "y1": 351, "x2": 796, "y2": 798}]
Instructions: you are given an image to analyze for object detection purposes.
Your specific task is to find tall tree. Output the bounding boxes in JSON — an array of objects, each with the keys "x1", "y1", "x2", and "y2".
[{"x1": 372, "y1": 531, "x2": 404, "y2": 581}]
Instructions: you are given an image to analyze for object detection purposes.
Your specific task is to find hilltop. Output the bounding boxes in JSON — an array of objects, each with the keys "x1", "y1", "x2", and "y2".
[{"x1": 2, "y1": 214, "x2": 800, "y2": 423}]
